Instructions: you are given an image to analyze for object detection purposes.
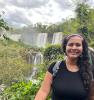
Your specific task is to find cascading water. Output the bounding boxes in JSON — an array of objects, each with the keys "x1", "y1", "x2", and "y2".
[
  {"x1": 36, "y1": 33, "x2": 48, "y2": 48},
  {"x1": 6, "y1": 34, "x2": 21, "y2": 41},
  {"x1": 26, "y1": 50, "x2": 35, "y2": 64},
  {"x1": 52, "y1": 32, "x2": 63, "y2": 45},
  {"x1": 20, "y1": 29, "x2": 38, "y2": 46},
  {"x1": 27, "y1": 52, "x2": 43, "y2": 80},
  {"x1": 20, "y1": 32, "x2": 48, "y2": 48},
  {"x1": 34, "y1": 52, "x2": 43, "y2": 65},
  {"x1": 8, "y1": 32, "x2": 63, "y2": 80},
  {"x1": 28, "y1": 67, "x2": 38, "y2": 80}
]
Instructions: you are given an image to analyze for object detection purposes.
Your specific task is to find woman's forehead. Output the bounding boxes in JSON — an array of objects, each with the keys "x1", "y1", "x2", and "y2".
[
  {"x1": 67, "y1": 34, "x2": 83, "y2": 39},
  {"x1": 67, "y1": 36, "x2": 83, "y2": 43}
]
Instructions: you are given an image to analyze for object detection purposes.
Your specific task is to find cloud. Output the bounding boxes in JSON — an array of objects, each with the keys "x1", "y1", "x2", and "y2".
[
  {"x1": 7, "y1": 11, "x2": 29, "y2": 24},
  {"x1": 8, "y1": 0, "x2": 49, "y2": 8},
  {"x1": 0, "y1": 0, "x2": 80, "y2": 27},
  {"x1": 54, "y1": 0, "x2": 94, "y2": 11},
  {"x1": 87, "y1": 0, "x2": 94, "y2": 7},
  {"x1": 54, "y1": 0, "x2": 75, "y2": 10},
  {"x1": 3, "y1": 5, "x2": 31, "y2": 27}
]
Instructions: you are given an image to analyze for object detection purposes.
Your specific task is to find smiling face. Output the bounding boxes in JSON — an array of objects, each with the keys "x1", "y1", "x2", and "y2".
[{"x1": 66, "y1": 36, "x2": 83, "y2": 59}]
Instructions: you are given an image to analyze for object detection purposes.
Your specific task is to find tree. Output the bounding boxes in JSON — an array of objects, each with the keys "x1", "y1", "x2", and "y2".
[
  {"x1": 35, "y1": 23, "x2": 48, "y2": 33},
  {"x1": 0, "y1": 11, "x2": 9, "y2": 30},
  {"x1": 75, "y1": 3, "x2": 91, "y2": 39}
]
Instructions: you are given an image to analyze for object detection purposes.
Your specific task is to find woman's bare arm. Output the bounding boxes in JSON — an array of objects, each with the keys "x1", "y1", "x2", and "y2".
[{"x1": 34, "y1": 71, "x2": 53, "y2": 100}]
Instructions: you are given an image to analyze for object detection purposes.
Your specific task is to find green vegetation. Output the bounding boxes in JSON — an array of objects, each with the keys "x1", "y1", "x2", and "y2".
[
  {"x1": 0, "y1": 12, "x2": 9, "y2": 30},
  {"x1": 0, "y1": 39, "x2": 32, "y2": 84},
  {"x1": 33, "y1": 3, "x2": 94, "y2": 42},
  {"x1": 0, "y1": 2, "x2": 94, "y2": 100},
  {"x1": 0, "y1": 40, "x2": 64, "y2": 100},
  {"x1": 44, "y1": 45, "x2": 64, "y2": 64},
  {"x1": 89, "y1": 40, "x2": 94, "y2": 48},
  {"x1": 0, "y1": 70, "x2": 49, "y2": 100}
]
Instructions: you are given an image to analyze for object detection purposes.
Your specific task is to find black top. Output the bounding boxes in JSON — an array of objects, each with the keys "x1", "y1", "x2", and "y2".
[{"x1": 48, "y1": 61, "x2": 88, "y2": 100}]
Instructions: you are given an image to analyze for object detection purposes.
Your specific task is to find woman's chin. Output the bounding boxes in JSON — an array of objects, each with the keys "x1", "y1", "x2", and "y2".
[{"x1": 68, "y1": 55, "x2": 79, "y2": 59}]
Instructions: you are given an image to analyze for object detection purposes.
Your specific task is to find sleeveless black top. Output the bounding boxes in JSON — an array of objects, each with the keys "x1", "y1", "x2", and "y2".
[{"x1": 48, "y1": 61, "x2": 88, "y2": 100}]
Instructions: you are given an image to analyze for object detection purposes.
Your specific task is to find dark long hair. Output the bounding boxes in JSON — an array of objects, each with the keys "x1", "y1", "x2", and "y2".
[{"x1": 62, "y1": 34, "x2": 92, "y2": 90}]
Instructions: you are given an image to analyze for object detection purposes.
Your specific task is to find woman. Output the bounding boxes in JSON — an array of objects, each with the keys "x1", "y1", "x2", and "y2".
[{"x1": 34, "y1": 34, "x2": 92, "y2": 100}]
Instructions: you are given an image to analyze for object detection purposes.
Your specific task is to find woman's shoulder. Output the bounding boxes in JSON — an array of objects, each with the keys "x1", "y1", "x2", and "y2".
[
  {"x1": 48, "y1": 60, "x2": 65, "y2": 74},
  {"x1": 48, "y1": 61, "x2": 56, "y2": 74}
]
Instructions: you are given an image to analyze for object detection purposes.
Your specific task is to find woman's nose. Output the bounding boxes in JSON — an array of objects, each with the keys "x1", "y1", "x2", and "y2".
[{"x1": 72, "y1": 45, "x2": 77, "y2": 49}]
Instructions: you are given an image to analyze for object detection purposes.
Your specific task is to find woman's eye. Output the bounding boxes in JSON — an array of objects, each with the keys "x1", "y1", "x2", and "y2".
[
  {"x1": 68, "y1": 43, "x2": 73, "y2": 46},
  {"x1": 67, "y1": 43, "x2": 81, "y2": 47},
  {"x1": 76, "y1": 43, "x2": 81, "y2": 46}
]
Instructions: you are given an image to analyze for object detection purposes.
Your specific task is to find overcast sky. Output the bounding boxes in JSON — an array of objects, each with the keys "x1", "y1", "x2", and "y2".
[{"x1": 0, "y1": 0, "x2": 94, "y2": 27}]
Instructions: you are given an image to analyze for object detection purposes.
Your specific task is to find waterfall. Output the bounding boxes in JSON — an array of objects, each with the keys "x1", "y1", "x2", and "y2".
[
  {"x1": 52, "y1": 32, "x2": 63, "y2": 45},
  {"x1": 6, "y1": 34, "x2": 21, "y2": 41},
  {"x1": 26, "y1": 50, "x2": 35, "y2": 64},
  {"x1": 28, "y1": 67, "x2": 38, "y2": 80},
  {"x1": 27, "y1": 52, "x2": 43, "y2": 80},
  {"x1": 26, "y1": 51, "x2": 43, "y2": 65},
  {"x1": 20, "y1": 32, "x2": 37, "y2": 46},
  {"x1": 34, "y1": 52, "x2": 43, "y2": 65},
  {"x1": 36, "y1": 33, "x2": 48, "y2": 48},
  {"x1": 20, "y1": 33, "x2": 48, "y2": 47}
]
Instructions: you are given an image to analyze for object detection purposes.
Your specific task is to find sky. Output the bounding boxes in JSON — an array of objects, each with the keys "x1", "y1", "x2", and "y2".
[{"x1": 0, "y1": 0, "x2": 94, "y2": 27}]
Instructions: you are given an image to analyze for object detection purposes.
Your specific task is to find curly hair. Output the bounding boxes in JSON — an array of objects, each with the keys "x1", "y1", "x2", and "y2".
[{"x1": 62, "y1": 34, "x2": 92, "y2": 90}]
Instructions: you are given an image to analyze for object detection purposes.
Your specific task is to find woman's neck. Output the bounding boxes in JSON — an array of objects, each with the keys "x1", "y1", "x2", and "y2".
[
  {"x1": 65, "y1": 56, "x2": 77, "y2": 65},
  {"x1": 65, "y1": 56, "x2": 79, "y2": 72}
]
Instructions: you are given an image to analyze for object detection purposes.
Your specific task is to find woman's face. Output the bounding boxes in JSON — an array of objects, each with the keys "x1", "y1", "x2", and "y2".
[{"x1": 66, "y1": 36, "x2": 83, "y2": 59}]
